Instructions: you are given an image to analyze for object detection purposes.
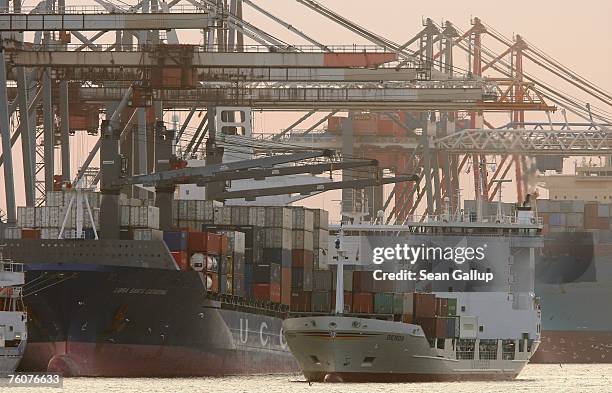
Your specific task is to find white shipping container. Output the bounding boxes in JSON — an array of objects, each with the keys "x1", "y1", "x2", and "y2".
[
  {"x1": 292, "y1": 229, "x2": 314, "y2": 250},
  {"x1": 248, "y1": 207, "x2": 266, "y2": 227},
  {"x1": 186, "y1": 200, "x2": 198, "y2": 220},
  {"x1": 41, "y1": 228, "x2": 60, "y2": 239},
  {"x1": 195, "y1": 200, "x2": 215, "y2": 222},
  {"x1": 263, "y1": 228, "x2": 292, "y2": 249},
  {"x1": 292, "y1": 208, "x2": 314, "y2": 232},
  {"x1": 234, "y1": 231, "x2": 245, "y2": 253},
  {"x1": 213, "y1": 206, "x2": 232, "y2": 225},
  {"x1": 120, "y1": 206, "x2": 131, "y2": 227},
  {"x1": 128, "y1": 198, "x2": 142, "y2": 207},
  {"x1": 231, "y1": 206, "x2": 250, "y2": 225},
  {"x1": 264, "y1": 207, "x2": 292, "y2": 229},
  {"x1": 130, "y1": 206, "x2": 160, "y2": 229},
  {"x1": 313, "y1": 228, "x2": 329, "y2": 251},
  {"x1": 35, "y1": 207, "x2": 45, "y2": 228},
  {"x1": 3, "y1": 227, "x2": 22, "y2": 239},
  {"x1": 172, "y1": 200, "x2": 180, "y2": 222},
  {"x1": 177, "y1": 220, "x2": 201, "y2": 231},
  {"x1": 49, "y1": 207, "x2": 61, "y2": 227},
  {"x1": 133, "y1": 228, "x2": 164, "y2": 241},
  {"x1": 311, "y1": 208, "x2": 329, "y2": 229},
  {"x1": 17, "y1": 207, "x2": 36, "y2": 228}
]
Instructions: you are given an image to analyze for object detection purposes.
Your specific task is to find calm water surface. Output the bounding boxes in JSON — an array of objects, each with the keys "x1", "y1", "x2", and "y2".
[{"x1": 12, "y1": 364, "x2": 612, "y2": 393}]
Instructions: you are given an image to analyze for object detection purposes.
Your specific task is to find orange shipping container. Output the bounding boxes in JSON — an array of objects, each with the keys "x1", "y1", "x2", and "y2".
[
  {"x1": 291, "y1": 250, "x2": 313, "y2": 268},
  {"x1": 21, "y1": 228, "x2": 41, "y2": 239},
  {"x1": 206, "y1": 233, "x2": 222, "y2": 255},
  {"x1": 253, "y1": 283, "x2": 281, "y2": 303},
  {"x1": 414, "y1": 293, "x2": 436, "y2": 318},
  {"x1": 188, "y1": 232, "x2": 208, "y2": 252},
  {"x1": 171, "y1": 251, "x2": 189, "y2": 271},
  {"x1": 281, "y1": 268, "x2": 291, "y2": 305},
  {"x1": 416, "y1": 317, "x2": 436, "y2": 338},
  {"x1": 352, "y1": 292, "x2": 374, "y2": 314},
  {"x1": 290, "y1": 291, "x2": 312, "y2": 312}
]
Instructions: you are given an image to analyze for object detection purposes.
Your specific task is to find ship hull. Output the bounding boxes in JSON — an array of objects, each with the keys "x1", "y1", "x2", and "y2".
[
  {"x1": 534, "y1": 231, "x2": 612, "y2": 363},
  {"x1": 283, "y1": 316, "x2": 534, "y2": 383},
  {"x1": 532, "y1": 330, "x2": 612, "y2": 363},
  {"x1": 20, "y1": 265, "x2": 298, "y2": 377}
]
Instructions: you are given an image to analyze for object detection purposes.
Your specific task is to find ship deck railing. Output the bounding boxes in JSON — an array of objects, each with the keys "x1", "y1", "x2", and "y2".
[
  {"x1": 209, "y1": 292, "x2": 290, "y2": 317},
  {"x1": 287, "y1": 311, "x2": 395, "y2": 321}
]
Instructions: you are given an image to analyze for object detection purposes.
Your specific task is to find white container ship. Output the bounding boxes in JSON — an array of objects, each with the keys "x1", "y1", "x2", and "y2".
[{"x1": 283, "y1": 207, "x2": 542, "y2": 382}]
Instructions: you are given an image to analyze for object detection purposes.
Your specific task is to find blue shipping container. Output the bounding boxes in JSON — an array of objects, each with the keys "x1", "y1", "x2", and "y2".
[
  {"x1": 163, "y1": 230, "x2": 188, "y2": 251},
  {"x1": 245, "y1": 264, "x2": 253, "y2": 297}
]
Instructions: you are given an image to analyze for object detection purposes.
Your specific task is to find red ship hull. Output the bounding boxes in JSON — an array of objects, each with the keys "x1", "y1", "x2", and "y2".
[
  {"x1": 532, "y1": 330, "x2": 612, "y2": 363},
  {"x1": 22, "y1": 341, "x2": 298, "y2": 377}
]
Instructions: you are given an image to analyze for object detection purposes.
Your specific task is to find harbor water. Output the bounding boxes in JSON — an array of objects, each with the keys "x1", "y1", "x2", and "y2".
[{"x1": 10, "y1": 364, "x2": 611, "y2": 392}]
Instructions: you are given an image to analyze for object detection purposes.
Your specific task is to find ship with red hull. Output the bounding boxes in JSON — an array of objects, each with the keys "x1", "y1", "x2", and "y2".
[{"x1": 5, "y1": 239, "x2": 298, "y2": 377}]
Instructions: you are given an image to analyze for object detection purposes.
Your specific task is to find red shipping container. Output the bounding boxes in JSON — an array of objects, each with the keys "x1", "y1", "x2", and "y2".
[
  {"x1": 290, "y1": 291, "x2": 312, "y2": 312},
  {"x1": 327, "y1": 116, "x2": 343, "y2": 132},
  {"x1": 188, "y1": 232, "x2": 207, "y2": 252},
  {"x1": 171, "y1": 251, "x2": 189, "y2": 271},
  {"x1": 253, "y1": 283, "x2": 281, "y2": 303},
  {"x1": 416, "y1": 317, "x2": 436, "y2": 338},
  {"x1": 281, "y1": 268, "x2": 291, "y2": 305},
  {"x1": 436, "y1": 317, "x2": 449, "y2": 338},
  {"x1": 291, "y1": 250, "x2": 313, "y2": 268},
  {"x1": 221, "y1": 235, "x2": 229, "y2": 256},
  {"x1": 206, "y1": 233, "x2": 222, "y2": 255},
  {"x1": 331, "y1": 291, "x2": 353, "y2": 313},
  {"x1": 352, "y1": 271, "x2": 375, "y2": 292},
  {"x1": 352, "y1": 292, "x2": 374, "y2": 314},
  {"x1": 21, "y1": 228, "x2": 41, "y2": 239},
  {"x1": 414, "y1": 293, "x2": 436, "y2": 318}
]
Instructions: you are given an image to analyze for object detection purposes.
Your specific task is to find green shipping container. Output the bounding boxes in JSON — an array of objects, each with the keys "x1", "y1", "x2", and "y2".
[
  {"x1": 393, "y1": 293, "x2": 414, "y2": 315},
  {"x1": 311, "y1": 290, "x2": 331, "y2": 313},
  {"x1": 374, "y1": 292, "x2": 394, "y2": 314},
  {"x1": 447, "y1": 298, "x2": 457, "y2": 316}
]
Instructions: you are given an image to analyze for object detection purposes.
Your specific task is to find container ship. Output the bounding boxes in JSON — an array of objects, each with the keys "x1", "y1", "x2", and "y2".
[
  {"x1": 2, "y1": 194, "x2": 334, "y2": 377},
  {"x1": 531, "y1": 161, "x2": 612, "y2": 363},
  {"x1": 0, "y1": 251, "x2": 27, "y2": 375},
  {"x1": 463, "y1": 160, "x2": 612, "y2": 363},
  {"x1": 283, "y1": 207, "x2": 543, "y2": 382}
]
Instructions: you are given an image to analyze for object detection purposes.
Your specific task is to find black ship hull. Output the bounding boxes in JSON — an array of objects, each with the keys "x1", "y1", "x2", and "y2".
[{"x1": 21, "y1": 264, "x2": 298, "y2": 376}]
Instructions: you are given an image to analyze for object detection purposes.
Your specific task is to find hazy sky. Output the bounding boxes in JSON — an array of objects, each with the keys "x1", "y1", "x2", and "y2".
[{"x1": 1, "y1": 0, "x2": 611, "y2": 221}]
